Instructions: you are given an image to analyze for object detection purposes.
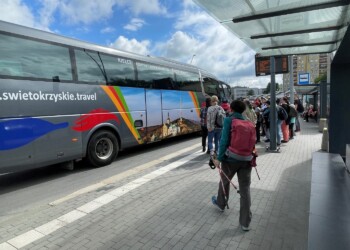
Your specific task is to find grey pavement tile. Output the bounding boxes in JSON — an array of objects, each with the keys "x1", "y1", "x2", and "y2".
[
  {"x1": 0, "y1": 121, "x2": 320, "y2": 250},
  {"x1": 226, "y1": 240, "x2": 240, "y2": 250}
]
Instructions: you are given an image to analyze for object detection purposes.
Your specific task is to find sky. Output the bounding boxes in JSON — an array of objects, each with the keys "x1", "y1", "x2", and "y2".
[{"x1": 0, "y1": 0, "x2": 282, "y2": 88}]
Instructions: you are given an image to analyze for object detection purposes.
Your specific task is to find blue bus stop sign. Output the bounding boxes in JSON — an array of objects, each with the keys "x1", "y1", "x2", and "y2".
[{"x1": 298, "y1": 73, "x2": 310, "y2": 85}]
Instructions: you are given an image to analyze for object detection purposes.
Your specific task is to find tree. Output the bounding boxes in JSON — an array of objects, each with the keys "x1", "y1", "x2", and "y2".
[
  {"x1": 263, "y1": 82, "x2": 280, "y2": 94},
  {"x1": 314, "y1": 74, "x2": 327, "y2": 84},
  {"x1": 247, "y1": 89, "x2": 255, "y2": 96}
]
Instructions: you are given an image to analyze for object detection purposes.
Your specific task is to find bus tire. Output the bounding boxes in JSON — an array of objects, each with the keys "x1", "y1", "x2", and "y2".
[{"x1": 87, "y1": 130, "x2": 119, "y2": 167}]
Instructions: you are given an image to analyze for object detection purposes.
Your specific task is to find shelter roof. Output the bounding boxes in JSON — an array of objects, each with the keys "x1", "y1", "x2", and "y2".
[{"x1": 194, "y1": 0, "x2": 350, "y2": 56}]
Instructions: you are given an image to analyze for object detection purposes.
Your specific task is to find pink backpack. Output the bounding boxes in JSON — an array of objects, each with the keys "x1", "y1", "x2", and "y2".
[{"x1": 227, "y1": 119, "x2": 256, "y2": 160}]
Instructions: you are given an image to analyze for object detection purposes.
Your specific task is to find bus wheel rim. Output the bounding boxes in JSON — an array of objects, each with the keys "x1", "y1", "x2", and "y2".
[{"x1": 95, "y1": 138, "x2": 113, "y2": 160}]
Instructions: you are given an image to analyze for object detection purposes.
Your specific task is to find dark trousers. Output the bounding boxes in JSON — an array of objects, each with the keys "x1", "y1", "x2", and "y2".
[
  {"x1": 201, "y1": 126, "x2": 208, "y2": 148},
  {"x1": 256, "y1": 122, "x2": 261, "y2": 142},
  {"x1": 217, "y1": 161, "x2": 252, "y2": 227},
  {"x1": 289, "y1": 123, "x2": 294, "y2": 139}
]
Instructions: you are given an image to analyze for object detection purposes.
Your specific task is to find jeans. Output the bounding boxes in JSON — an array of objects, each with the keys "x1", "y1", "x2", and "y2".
[
  {"x1": 208, "y1": 128, "x2": 222, "y2": 153},
  {"x1": 217, "y1": 161, "x2": 252, "y2": 227}
]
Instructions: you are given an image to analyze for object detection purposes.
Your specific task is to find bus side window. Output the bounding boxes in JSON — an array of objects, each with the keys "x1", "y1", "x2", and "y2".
[
  {"x1": 136, "y1": 62, "x2": 174, "y2": 89},
  {"x1": 175, "y1": 70, "x2": 201, "y2": 92},
  {"x1": 202, "y1": 77, "x2": 219, "y2": 97},
  {"x1": 99, "y1": 54, "x2": 136, "y2": 87},
  {"x1": 75, "y1": 49, "x2": 106, "y2": 84},
  {"x1": 0, "y1": 33, "x2": 72, "y2": 81}
]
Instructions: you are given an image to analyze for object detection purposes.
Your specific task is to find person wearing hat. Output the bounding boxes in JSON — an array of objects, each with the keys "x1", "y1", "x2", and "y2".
[
  {"x1": 220, "y1": 99, "x2": 231, "y2": 116},
  {"x1": 207, "y1": 95, "x2": 225, "y2": 154}
]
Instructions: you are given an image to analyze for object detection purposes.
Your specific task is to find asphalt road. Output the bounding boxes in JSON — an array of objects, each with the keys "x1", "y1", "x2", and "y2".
[{"x1": 0, "y1": 133, "x2": 202, "y2": 222}]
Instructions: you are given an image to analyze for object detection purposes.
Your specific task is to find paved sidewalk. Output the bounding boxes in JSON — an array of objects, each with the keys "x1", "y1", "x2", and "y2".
[{"x1": 0, "y1": 120, "x2": 321, "y2": 250}]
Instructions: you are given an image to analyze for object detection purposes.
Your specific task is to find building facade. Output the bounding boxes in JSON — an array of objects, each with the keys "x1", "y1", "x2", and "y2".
[
  {"x1": 231, "y1": 86, "x2": 264, "y2": 99},
  {"x1": 283, "y1": 54, "x2": 329, "y2": 91}
]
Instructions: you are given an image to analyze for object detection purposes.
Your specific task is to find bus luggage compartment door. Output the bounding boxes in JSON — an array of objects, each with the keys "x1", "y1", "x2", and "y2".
[
  {"x1": 33, "y1": 115, "x2": 82, "y2": 166},
  {"x1": 0, "y1": 117, "x2": 35, "y2": 172}
]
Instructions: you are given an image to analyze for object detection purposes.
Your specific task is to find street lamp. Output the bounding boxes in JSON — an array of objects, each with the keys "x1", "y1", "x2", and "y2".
[{"x1": 190, "y1": 54, "x2": 196, "y2": 64}]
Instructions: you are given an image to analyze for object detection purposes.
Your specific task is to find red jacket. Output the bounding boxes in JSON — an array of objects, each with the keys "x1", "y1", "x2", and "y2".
[{"x1": 221, "y1": 102, "x2": 230, "y2": 112}]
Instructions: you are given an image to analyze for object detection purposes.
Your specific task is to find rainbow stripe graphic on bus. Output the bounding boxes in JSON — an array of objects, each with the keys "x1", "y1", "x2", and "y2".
[
  {"x1": 188, "y1": 91, "x2": 200, "y2": 118},
  {"x1": 101, "y1": 86, "x2": 142, "y2": 144}
]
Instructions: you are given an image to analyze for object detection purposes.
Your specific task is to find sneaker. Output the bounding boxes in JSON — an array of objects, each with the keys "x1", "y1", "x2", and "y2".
[
  {"x1": 211, "y1": 196, "x2": 224, "y2": 212},
  {"x1": 264, "y1": 139, "x2": 270, "y2": 142},
  {"x1": 281, "y1": 140, "x2": 288, "y2": 143},
  {"x1": 241, "y1": 225, "x2": 250, "y2": 231}
]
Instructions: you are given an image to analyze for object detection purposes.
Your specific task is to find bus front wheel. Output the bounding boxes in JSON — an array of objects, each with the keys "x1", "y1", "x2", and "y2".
[{"x1": 87, "y1": 130, "x2": 119, "y2": 167}]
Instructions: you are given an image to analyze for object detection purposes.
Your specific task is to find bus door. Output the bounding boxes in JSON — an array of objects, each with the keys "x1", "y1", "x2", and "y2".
[
  {"x1": 218, "y1": 82, "x2": 231, "y2": 101},
  {"x1": 145, "y1": 89, "x2": 163, "y2": 142},
  {"x1": 202, "y1": 77, "x2": 220, "y2": 98}
]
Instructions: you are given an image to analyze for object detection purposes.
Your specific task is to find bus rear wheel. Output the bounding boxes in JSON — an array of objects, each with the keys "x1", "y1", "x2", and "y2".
[{"x1": 87, "y1": 130, "x2": 119, "y2": 167}]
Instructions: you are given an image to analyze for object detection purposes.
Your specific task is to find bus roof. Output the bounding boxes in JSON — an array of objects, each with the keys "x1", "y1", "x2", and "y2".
[{"x1": 0, "y1": 20, "x2": 217, "y2": 79}]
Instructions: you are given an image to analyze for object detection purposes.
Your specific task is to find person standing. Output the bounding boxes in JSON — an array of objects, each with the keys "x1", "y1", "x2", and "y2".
[
  {"x1": 254, "y1": 102, "x2": 262, "y2": 143},
  {"x1": 211, "y1": 100, "x2": 255, "y2": 231},
  {"x1": 242, "y1": 100, "x2": 257, "y2": 125},
  {"x1": 276, "y1": 99, "x2": 283, "y2": 146},
  {"x1": 263, "y1": 100, "x2": 271, "y2": 142},
  {"x1": 280, "y1": 97, "x2": 290, "y2": 143},
  {"x1": 207, "y1": 95, "x2": 225, "y2": 154},
  {"x1": 289, "y1": 104, "x2": 298, "y2": 139},
  {"x1": 220, "y1": 99, "x2": 231, "y2": 116},
  {"x1": 200, "y1": 97, "x2": 211, "y2": 153}
]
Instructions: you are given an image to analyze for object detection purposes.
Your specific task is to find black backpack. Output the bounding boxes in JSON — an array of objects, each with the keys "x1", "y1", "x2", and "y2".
[
  {"x1": 277, "y1": 106, "x2": 288, "y2": 120},
  {"x1": 297, "y1": 99, "x2": 304, "y2": 113}
]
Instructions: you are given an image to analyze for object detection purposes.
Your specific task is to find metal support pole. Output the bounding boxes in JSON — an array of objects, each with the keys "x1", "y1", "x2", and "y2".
[
  {"x1": 320, "y1": 81, "x2": 327, "y2": 118},
  {"x1": 289, "y1": 55, "x2": 294, "y2": 104},
  {"x1": 269, "y1": 56, "x2": 277, "y2": 151}
]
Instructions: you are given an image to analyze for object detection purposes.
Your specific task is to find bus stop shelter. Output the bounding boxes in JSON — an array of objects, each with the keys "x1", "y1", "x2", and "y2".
[{"x1": 194, "y1": 0, "x2": 350, "y2": 156}]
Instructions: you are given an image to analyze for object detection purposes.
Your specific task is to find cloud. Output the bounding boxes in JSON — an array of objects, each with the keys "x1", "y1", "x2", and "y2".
[
  {"x1": 0, "y1": 0, "x2": 49, "y2": 30},
  {"x1": 58, "y1": 0, "x2": 116, "y2": 25},
  {"x1": 153, "y1": 1, "x2": 269, "y2": 88},
  {"x1": 115, "y1": 0, "x2": 167, "y2": 15},
  {"x1": 52, "y1": 0, "x2": 166, "y2": 25},
  {"x1": 124, "y1": 18, "x2": 146, "y2": 31},
  {"x1": 101, "y1": 27, "x2": 116, "y2": 34},
  {"x1": 110, "y1": 36, "x2": 151, "y2": 55}
]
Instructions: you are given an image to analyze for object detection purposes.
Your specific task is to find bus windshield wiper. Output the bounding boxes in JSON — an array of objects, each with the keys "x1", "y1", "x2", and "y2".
[{"x1": 83, "y1": 49, "x2": 108, "y2": 84}]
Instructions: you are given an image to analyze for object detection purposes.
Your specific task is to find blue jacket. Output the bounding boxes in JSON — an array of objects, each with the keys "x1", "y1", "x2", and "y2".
[{"x1": 217, "y1": 112, "x2": 245, "y2": 162}]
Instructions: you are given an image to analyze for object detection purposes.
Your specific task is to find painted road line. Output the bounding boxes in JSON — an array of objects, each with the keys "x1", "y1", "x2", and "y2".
[
  {"x1": 0, "y1": 149, "x2": 202, "y2": 249},
  {"x1": 49, "y1": 143, "x2": 201, "y2": 206}
]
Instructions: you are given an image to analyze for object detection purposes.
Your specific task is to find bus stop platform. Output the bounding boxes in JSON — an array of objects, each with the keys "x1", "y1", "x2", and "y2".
[{"x1": 1, "y1": 119, "x2": 346, "y2": 250}]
